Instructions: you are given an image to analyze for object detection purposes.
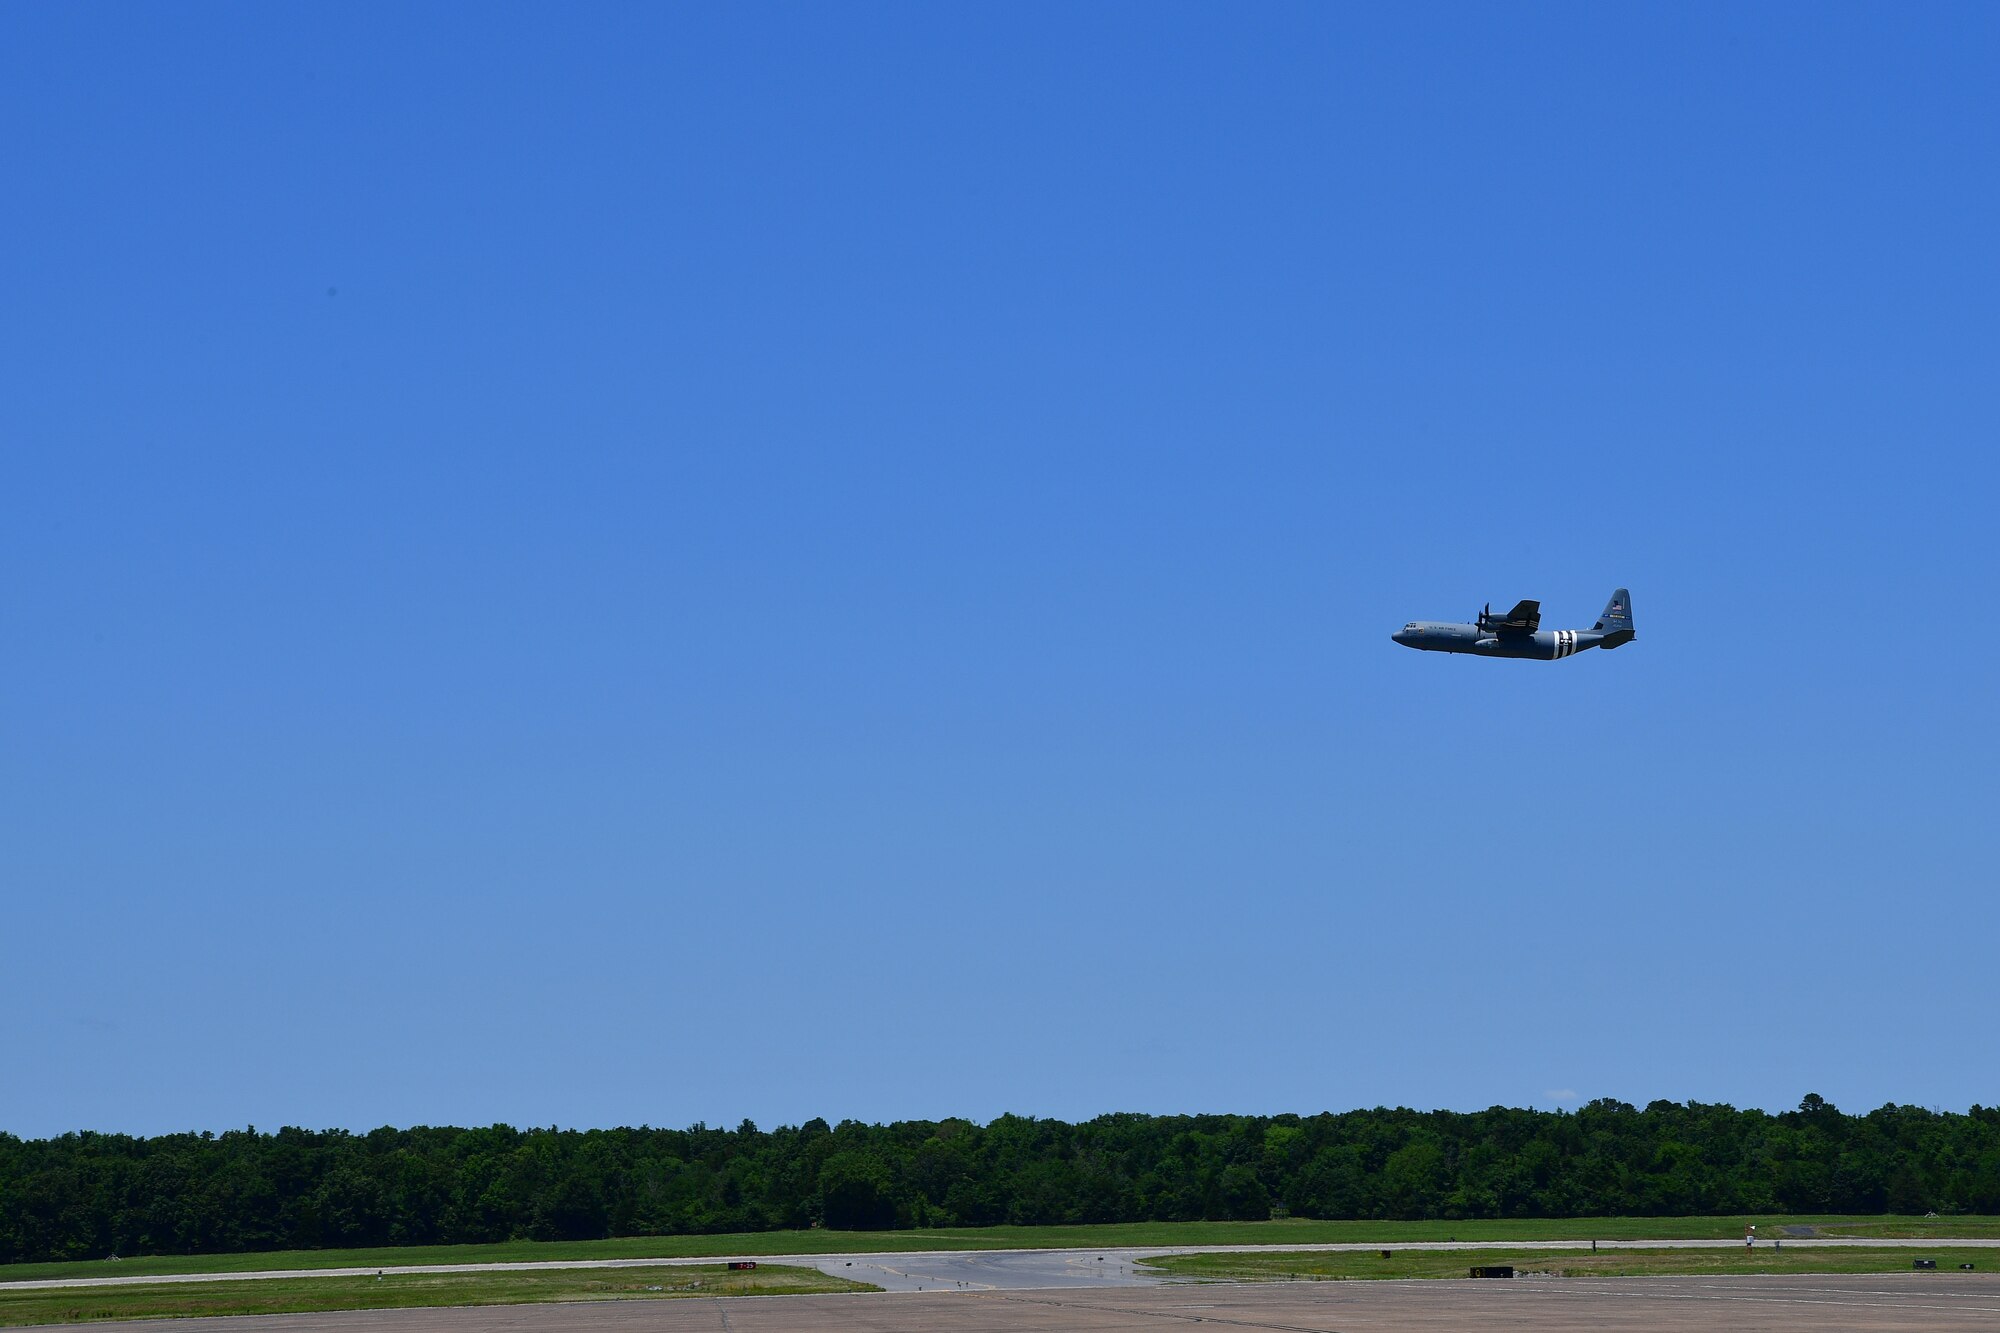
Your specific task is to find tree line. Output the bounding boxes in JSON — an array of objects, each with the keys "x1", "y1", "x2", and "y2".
[{"x1": 5, "y1": 1096, "x2": 1999, "y2": 1263}]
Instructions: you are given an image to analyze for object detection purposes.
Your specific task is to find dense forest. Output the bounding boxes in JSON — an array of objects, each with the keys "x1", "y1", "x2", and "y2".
[{"x1": 6, "y1": 1097, "x2": 1999, "y2": 1264}]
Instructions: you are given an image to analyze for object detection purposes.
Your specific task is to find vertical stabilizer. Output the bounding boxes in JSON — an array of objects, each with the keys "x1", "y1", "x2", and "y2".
[{"x1": 1593, "y1": 588, "x2": 1634, "y2": 647}]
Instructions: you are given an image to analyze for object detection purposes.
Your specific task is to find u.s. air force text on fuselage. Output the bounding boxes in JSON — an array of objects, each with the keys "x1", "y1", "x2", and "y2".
[{"x1": 1392, "y1": 588, "x2": 1635, "y2": 661}]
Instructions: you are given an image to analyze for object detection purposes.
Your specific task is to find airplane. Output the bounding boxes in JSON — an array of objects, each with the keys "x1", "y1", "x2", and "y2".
[{"x1": 1392, "y1": 588, "x2": 1635, "y2": 660}]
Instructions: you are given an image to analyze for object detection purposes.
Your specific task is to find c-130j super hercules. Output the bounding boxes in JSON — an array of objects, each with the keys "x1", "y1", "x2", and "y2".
[{"x1": 1392, "y1": 589, "x2": 1635, "y2": 661}]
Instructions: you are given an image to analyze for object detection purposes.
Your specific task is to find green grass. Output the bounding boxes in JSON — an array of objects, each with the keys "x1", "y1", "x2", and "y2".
[
  {"x1": 1142, "y1": 1245, "x2": 1998, "y2": 1283},
  {"x1": 0, "y1": 1264, "x2": 877, "y2": 1327},
  {"x1": 1808, "y1": 1217, "x2": 2000, "y2": 1239},
  {"x1": 4, "y1": 1216, "x2": 1995, "y2": 1284}
]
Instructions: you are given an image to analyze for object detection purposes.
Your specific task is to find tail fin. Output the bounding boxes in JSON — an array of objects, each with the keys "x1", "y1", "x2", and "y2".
[{"x1": 1593, "y1": 588, "x2": 1634, "y2": 648}]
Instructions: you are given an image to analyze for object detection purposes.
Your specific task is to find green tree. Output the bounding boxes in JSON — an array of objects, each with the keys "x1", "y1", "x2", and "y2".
[{"x1": 817, "y1": 1152, "x2": 897, "y2": 1230}]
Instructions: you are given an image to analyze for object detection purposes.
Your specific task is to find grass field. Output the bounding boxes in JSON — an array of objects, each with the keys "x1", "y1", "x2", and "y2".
[
  {"x1": 0, "y1": 1264, "x2": 877, "y2": 1327},
  {"x1": 1142, "y1": 1245, "x2": 1999, "y2": 1283},
  {"x1": 3, "y1": 1215, "x2": 1995, "y2": 1285},
  {"x1": 1812, "y1": 1217, "x2": 2000, "y2": 1238}
]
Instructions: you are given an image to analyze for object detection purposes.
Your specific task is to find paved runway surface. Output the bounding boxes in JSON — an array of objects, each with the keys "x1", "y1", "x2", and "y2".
[
  {"x1": 811, "y1": 1248, "x2": 1162, "y2": 1291},
  {"x1": 68, "y1": 1275, "x2": 2000, "y2": 1332}
]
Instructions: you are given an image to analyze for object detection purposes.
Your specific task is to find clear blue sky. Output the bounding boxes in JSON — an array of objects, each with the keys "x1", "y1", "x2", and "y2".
[{"x1": 4, "y1": 3, "x2": 1996, "y2": 1140}]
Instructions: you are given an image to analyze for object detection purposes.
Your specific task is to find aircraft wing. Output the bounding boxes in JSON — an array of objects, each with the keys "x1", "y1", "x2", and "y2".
[{"x1": 1493, "y1": 599, "x2": 1541, "y2": 632}]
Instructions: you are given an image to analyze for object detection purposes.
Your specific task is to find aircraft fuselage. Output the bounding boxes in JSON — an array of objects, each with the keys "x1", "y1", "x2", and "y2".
[{"x1": 1391, "y1": 623, "x2": 1600, "y2": 660}]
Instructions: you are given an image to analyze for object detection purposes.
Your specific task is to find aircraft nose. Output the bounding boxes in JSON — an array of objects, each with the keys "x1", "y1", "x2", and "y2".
[{"x1": 1391, "y1": 630, "x2": 1410, "y2": 646}]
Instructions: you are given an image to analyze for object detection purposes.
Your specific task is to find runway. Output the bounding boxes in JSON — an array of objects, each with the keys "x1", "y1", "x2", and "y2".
[
  {"x1": 806, "y1": 1247, "x2": 1162, "y2": 1291},
  {"x1": 61, "y1": 1273, "x2": 2000, "y2": 1332}
]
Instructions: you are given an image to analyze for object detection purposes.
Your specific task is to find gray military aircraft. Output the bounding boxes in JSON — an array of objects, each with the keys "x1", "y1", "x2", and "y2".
[{"x1": 1392, "y1": 588, "x2": 1634, "y2": 660}]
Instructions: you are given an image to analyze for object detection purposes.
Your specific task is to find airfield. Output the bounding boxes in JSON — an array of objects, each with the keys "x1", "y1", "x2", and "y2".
[
  {"x1": 19, "y1": 1237, "x2": 2000, "y2": 1295},
  {"x1": 18, "y1": 1241, "x2": 2000, "y2": 1331},
  {"x1": 60, "y1": 1273, "x2": 2000, "y2": 1332}
]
